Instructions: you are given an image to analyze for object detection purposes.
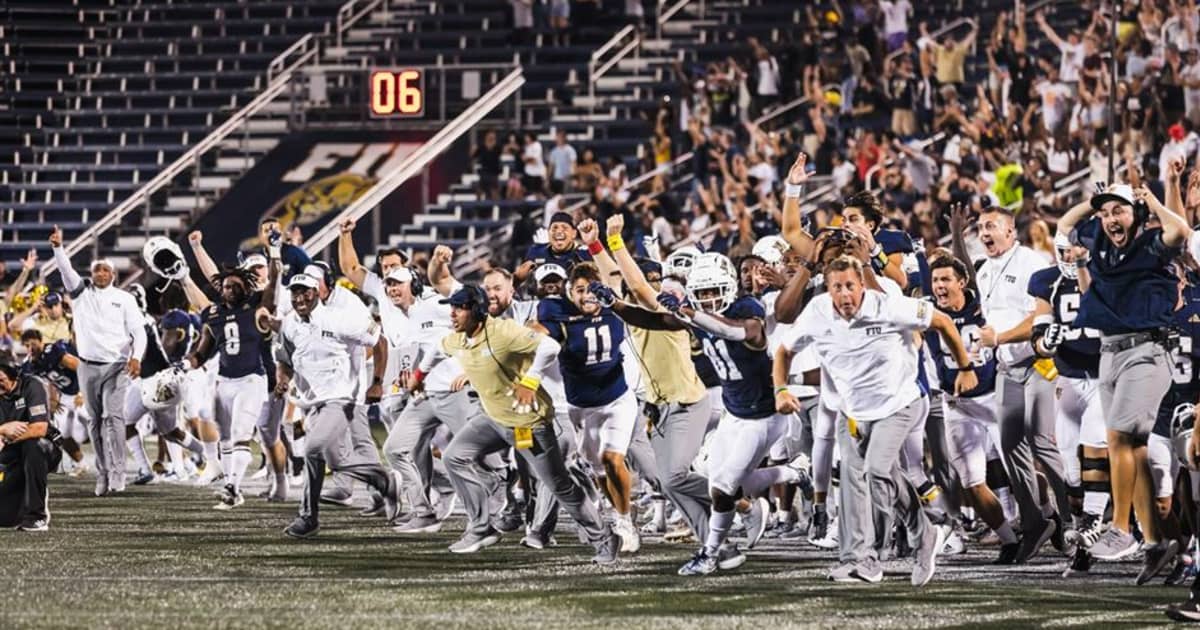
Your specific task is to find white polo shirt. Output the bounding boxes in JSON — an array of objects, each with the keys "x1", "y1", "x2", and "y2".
[
  {"x1": 781, "y1": 289, "x2": 932, "y2": 421},
  {"x1": 280, "y1": 301, "x2": 381, "y2": 409},
  {"x1": 975, "y1": 244, "x2": 1046, "y2": 368},
  {"x1": 52, "y1": 247, "x2": 146, "y2": 364},
  {"x1": 407, "y1": 288, "x2": 464, "y2": 393}
]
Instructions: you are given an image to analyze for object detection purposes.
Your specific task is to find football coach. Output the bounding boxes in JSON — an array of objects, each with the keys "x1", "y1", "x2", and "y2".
[{"x1": 0, "y1": 360, "x2": 62, "y2": 531}]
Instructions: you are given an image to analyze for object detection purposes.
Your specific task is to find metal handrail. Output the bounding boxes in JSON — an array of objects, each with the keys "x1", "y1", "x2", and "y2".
[
  {"x1": 268, "y1": 33, "x2": 316, "y2": 81},
  {"x1": 885, "y1": 17, "x2": 976, "y2": 65},
  {"x1": 41, "y1": 44, "x2": 319, "y2": 281},
  {"x1": 335, "y1": 0, "x2": 384, "y2": 50},
  {"x1": 304, "y1": 68, "x2": 526, "y2": 254},
  {"x1": 751, "y1": 95, "x2": 809, "y2": 127},
  {"x1": 658, "y1": 0, "x2": 705, "y2": 26},
  {"x1": 587, "y1": 25, "x2": 639, "y2": 102},
  {"x1": 591, "y1": 24, "x2": 636, "y2": 64}
]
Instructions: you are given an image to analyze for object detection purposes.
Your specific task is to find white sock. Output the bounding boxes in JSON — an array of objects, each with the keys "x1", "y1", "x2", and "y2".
[
  {"x1": 274, "y1": 471, "x2": 288, "y2": 498},
  {"x1": 1083, "y1": 491, "x2": 1109, "y2": 517},
  {"x1": 178, "y1": 433, "x2": 206, "y2": 459},
  {"x1": 997, "y1": 487, "x2": 1016, "y2": 522},
  {"x1": 202, "y1": 440, "x2": 219, "y2": 465},
  {"x1": 995, "y1": 521, "x2": 1018, "y2": 545},
  {"x1": 127, "y1": 434, "x2": 151, "y2": 473},
  {"x1": 165, "y1": 441, "x2": 183, "y2": 473},
  {"x1": 227, "y1": 446, "x2": 252, "y2": 492},
  {"x1": 743, "y1": 466, "x2": 799, "y2": 498},
  {"x1": 704, "y1": 509, "x2": 735, "y2": 556}
]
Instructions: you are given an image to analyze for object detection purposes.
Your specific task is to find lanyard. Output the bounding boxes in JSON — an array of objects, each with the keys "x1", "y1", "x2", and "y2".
[{"x1": 983, "y1": 248, "x2": 1018, "y2": 304}]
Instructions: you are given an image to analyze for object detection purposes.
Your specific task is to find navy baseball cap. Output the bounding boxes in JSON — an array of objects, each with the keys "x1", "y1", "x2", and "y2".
[
  {"x1": 637, "y1": 259, "x2": 663, "y2": 277},
  {"x1": 160, "y1": 309, "x2": 192, "y2": 330},
  {"x1": 43, "y1": 292, "x2": 62, "y2": 306},
  {"x1": 549, "y1": 212, "x2": 575, "y2": 227},
  {"x1": 439, "y1": 286, "x2": 479, "y2": 307}
]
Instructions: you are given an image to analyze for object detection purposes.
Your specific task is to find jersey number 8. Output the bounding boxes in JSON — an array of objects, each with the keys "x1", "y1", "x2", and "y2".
[{"x1": 224, "y1": 322, "x2": 240, "y2": 356}]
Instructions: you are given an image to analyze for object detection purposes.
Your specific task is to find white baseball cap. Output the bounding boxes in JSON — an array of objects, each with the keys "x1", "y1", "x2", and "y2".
[
  {"x1": 534, "y1": 263, "x2": 567, "y2": 283},
  {"x1": 1091, "y1": 183, "x2": 1135, "y2": 210},
  {"x1": 286, "y1": 273, "x2": 320, "y2": 290},
  {"x1": 385, "y1": 267, "x2": 414, "y2": 284},
  {"x1": 239, "y1": 254, "x2": 268, "y2": 270}
]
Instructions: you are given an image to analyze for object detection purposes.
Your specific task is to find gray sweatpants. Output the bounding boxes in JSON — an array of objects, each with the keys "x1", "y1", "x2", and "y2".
[
  {"x1": 836, "y1": 398, "x2": 930, "y2": 564},
  {"x1": 528, "y1": 410, "x2": 580, "y2": 537},
  {"x1": 382, "y1": 389, "x2": 504, "y2": 518},
  {"x1": 298, "y1": 401, "x2": 392, "y2": 523},
  {"x1": 626, "y1": 397, "x2": 713, "y2": 540},
  {"x1": 443, "y1": 416, "x2": 609, "y2": 544},
  {"x1": 322, "y1": 404, "x2": 383, "y2": 502},
  {"x1": 923, "y1": 394, "x2": 962, "y2": 519},
  {"x1": 78, "y1": 361, "x2": 131, "y2": 488},
  {"x1": 996, "y1": 366, "x2": 1069, "y2": 534}
]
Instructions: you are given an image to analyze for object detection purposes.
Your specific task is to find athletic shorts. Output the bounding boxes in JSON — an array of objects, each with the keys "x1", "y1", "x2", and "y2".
[
  {"x1": 569, "y1": 388, "x2": 638, "y2": 464},
  {"x1": 944, "y1": 392, "x2": 999, "y2": 488},
  {"x1": 706, "y1": 412, "x2": 789, "y2": 496}
]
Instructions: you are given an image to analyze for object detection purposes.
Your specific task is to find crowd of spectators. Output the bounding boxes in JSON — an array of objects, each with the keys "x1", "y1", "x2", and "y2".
[{"x1": 470, "y1": 1, "x2": 1200, "y2": 276}]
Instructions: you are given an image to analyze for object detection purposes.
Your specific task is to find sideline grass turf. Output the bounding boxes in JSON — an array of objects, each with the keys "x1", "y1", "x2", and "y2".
[{"x1": 0, "y1": 477, "x2": 1185, "y2": 629}]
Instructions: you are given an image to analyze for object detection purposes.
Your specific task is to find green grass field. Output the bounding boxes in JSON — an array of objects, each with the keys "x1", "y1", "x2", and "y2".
[{"x1": 1, "y1": 476, "x2": 1187, "y2": 629}]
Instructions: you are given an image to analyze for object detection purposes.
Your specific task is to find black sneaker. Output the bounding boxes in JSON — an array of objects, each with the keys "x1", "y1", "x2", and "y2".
[
  {"x1": 1165, "y1": 558, "x2": 1190, "y2": 586},
  {"x1": 17, "y1": 518, "x2": 48, "y2": 532},
  {"x1": 1014, "y1": 518, "x2": 1057, "y2": 564},
  {"x1": 1062, "y1": 548, "x2": 1092, "y2": 577},
  {"x1": 1137, "y1": 540, "x2": 1180, "y2": 586},
  {"x1": 809, "y1": 507, "x2": 829, "y2": 546},
  {"x1": 358, "y1": 493, "x2": 385, "y2": 517},
  {"x1": 993, "y1": 542, "x2": 1021, "y2": 565},
  {"x1": 493, "y1": 503, "x2": 526, "y2": 533},
  {"x1": 283, "y1": 516, "x2": 320, "y2": 539},
  {"x1": 1166, "y1": 597, "x2": 1200, "y2": 622}
]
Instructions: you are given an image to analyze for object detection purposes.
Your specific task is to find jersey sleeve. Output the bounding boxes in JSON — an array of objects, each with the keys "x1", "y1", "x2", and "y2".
[
  {"x1": 1072, "y1": 216, "x2": 1101, "y2": 253},
  {"x1": 1027, "y1": 268, "x2": 1055, "y2": 302},
  {"x1": 328, "y1": 307, "x2": 381, "y2": 348},
  {"x1": 727, "y1": 296, "x2": 766, "y2": 321},
  {"x1": 20, "y1": 378, "x2": 50, "y2": 424},
  {"x1": 523, "y1": 244, "x2": 547, "y2": 264},
  {"x1": 360, "y1": 270, "x2": 384, "y2": 302},
  {"x1": 536, "y1": 300, "x2": 566, "y2": 342},
  {"x1": 877, "y1": 229, "x2": 915, "y2": 255},
  {"x1": 885, "y1": 293, "x2": 935, "y2": 331}
]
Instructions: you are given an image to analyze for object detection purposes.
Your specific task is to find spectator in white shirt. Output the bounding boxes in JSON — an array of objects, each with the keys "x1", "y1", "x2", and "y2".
[
  {"x1": 880, "y1": 0, "x2": 912, "y2": 52},
  {"x1": 522, "y1": 132, "x2": 547, "y2": 197},
  {"x1": 49, "y1": 225, "x2": 146, "y2": 497}
]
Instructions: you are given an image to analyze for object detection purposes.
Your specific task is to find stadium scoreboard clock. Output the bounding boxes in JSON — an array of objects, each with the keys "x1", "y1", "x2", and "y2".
[{"x1": 369, "y1": 68, "x2": 425, "y2": 118}]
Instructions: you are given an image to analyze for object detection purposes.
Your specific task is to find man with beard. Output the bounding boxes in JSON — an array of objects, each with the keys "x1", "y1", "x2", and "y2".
[{"x1": 515, "y1": 212, "x2": 593, "y2": 282}]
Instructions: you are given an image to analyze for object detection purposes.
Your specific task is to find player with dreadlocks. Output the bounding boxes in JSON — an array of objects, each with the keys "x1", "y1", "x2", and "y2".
[{"x1": 187, "y1": 259, "x2": 280, "y2": 510}]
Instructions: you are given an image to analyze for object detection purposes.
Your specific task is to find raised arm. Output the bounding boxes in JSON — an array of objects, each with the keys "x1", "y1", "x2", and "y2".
[
  {"x1": 49, "y1": 226, "x2": 82, "y2": 293},
  {"x1": 947, "y1": 203, "x2": 977, "y2": 289},
  {"x1": 336, "y1": 219, "x2": 369, "y2": 289},
  {"x1": 1166, "y1": 156, "x2": 1187, "y2": 219},
  {"x1": 605, "y1": 214, "x2": 658, "y2": 309},
  {"x1": 780, "y1": 153, "x2": 816, "y2": 260},
  {"x1": 578, "y1": 219, "x2": 624, "y2": 292},
  {"x1": 180, "y1": 275, "x2": 213, "y2": 311},
  {"x1": 1136, "y1": 185, "x2": 1191, "y2": 247},
  {"x1": 186, "y1": 231, "x2": 220, "y2": 285},
  {"x1": 5, "y1": 249, "x2": 37, "y2": 306},
  {"x1": 1035, "y1": 11, "x2": 1067, "y2": 49},
  {"x1": 427, "y1": 245, "x2": 457, "y2": 297}
]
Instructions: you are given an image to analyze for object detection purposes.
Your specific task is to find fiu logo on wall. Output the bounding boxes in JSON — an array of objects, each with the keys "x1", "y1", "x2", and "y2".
[{"x1": 239, "y1": 142, "x2": 420, "y2": 250}]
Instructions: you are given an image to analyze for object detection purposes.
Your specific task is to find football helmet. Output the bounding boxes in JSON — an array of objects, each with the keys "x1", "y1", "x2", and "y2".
[
  {"x1": 663, "y1": 246, "x2": 702, "y2": 279},
  {"x1": 686, "y1": 257, "x2": 738, "y2": 313},
  {"x1": 1172, "y1": 402, "x2": 1197, "y2": 471},
  {"x1": 1053, "y1": 232, "x2": 1077, "y2": 280},
  {"x1": 142, "y1": 236, "x2": 189, "y2": 281},
  {"x1": 140, "y1": 367, "x2": 187, "y2": 411},
  {"x1": 752, "y1": 235, "x2": 790, "y2": 267}
]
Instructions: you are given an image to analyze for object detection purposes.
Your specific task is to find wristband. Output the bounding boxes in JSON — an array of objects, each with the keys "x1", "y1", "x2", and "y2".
[
  {"x1": 607, "y1": 234, "x2": 625, "y2": 252},
  {"x1": 372, "y1": 376, "x2": 383, "y2": 385},
  {"x1": 587, "y1": 240, "x2": 604, "y2": 256},
  {"x1": 412, "y1": 369, "x2": 426, "y2": 385},
  {"x1": 774, "y1": 385, "x2": 790, "y2": 395},
  {"x1": 1074, "y1": 256, "x2": 1089, "y2": 269},
  {"x1": 785, "y1": 182, "x2": 806, "y2": 199},
  {"x1": 268, "y1": 245, "x2": 281, "y2": 260},
  {"x1": 801, "y1": 259, "x2": 820, "y2": 273},
  {"x1": 518, "y1": 374, "x2": 541, "y2": 390}
]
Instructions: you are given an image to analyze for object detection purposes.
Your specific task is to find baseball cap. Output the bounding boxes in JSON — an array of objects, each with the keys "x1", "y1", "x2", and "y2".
[
  {"x1": 286, "y1": 273, "x2": 320, "y2": 290},
  {"x1": 534, "y1": 263, "x2": 567, "y2": 284},
  {"x1": 385, "y1": 267, "x2": 414, "y2": 284},
  {"x1": 239, "y1": 254, "x2": 268, "y2": 270},
  {"x1": 548, "y1": 211, "x2": 575, "y2": 228},
  {"x1": 637, "y1": 258, "x2": 663, "y2": 277},
  {"x1": 43, "y1": 292, "x2": 62, "y2": 307},
  {"x1": 439, "y1": 286, "x2": 479, "y2": 307},
  {"x1": 1090, "y1": 183, "x2": 1136, "y2": 210},
  {"x1": 160, "y1": 309, "x2": 192, "y2": 330}
]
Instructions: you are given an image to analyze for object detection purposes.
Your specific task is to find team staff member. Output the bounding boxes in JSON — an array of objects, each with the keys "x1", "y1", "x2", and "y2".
[
  {"x1": 775, "y1": 256, "x2": 975, "y2": 587},
  {"x1": 1059, "y1": 183, "x2": 1189, "y2": 582},
  {"x1": 276, "y1": 273, "x2": 400, "y2": 539},
  {"x1": 0, "y1": 361, "x2": 61, "y2": 531},
  {"x1": 951, "y1": 205, "x2": 1069, "y2": 563},
  {"x1": 49, "y1": 225, "x2": 146, "y2": 497},
  {"x1": 421, "y1": 285, "x2": 619, "y2": 563}
]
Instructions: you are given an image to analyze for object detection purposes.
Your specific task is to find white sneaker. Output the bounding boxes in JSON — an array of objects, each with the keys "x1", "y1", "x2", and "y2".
[
  {"x1": 810, "y1": 516, "x2": 839, "y2": 550},
  {"x1": 942, "y1": 531, "x2": 967, "y2": 555},
  {"x1": 249, "y1": 465, "x2": 270, "y2": 481},
  {"x1": 194, "y1": 462, "x2": 225, "y2": 486},
  {"x1": 613, "y1": 516, "x2": 642, "y2": 553}
]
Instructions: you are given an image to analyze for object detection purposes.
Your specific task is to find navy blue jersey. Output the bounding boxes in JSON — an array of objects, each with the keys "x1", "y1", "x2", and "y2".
[
  {"x1": 1074, "y1": 218, "x2": 1182, "y2": 334},
  {"x1": 202, "y1": 297, "x2": 268, "y2": 378},
  {"x1": 876, "y1": 229, "x2": 914, "y2": 256},
  {"x1": 523, "y1": 243, "x2": 593, "y2": 273},
  {"x1": 1027, "y1": 267, "x2": 1101, "y2": 378},
  {"x1": 23, "y1": 340, "x2": 79, "y2": 396},
  {"x1": 538, "y1": 297, "x2": 628, "y2": 408},
  {"x1": 695, "y1": 295, "x2": 775, "y2": 419},
  {"x1": 923, "y1": 291, "x2": 996, "y2": 398},
  {"x1": 1166, "y1": 281, "x2": 1200, "y2": 392},
  {"x1": 689, "y1": 331, "x2": 721, "y2": 388}
]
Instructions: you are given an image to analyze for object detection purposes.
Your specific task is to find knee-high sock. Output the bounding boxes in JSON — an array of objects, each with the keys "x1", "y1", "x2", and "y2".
[
  {"x1": 743, "y1": 466, "x2": 799, "y2": 498},
  {"x1": 127, "y1": 434, "x2": 151, "y2": 473},
  {"x1": 703, "y1": 509, "x2": 735, "y2": 556},
  {"x1": 178, "y1": 432, "x2": 206, "y2": 458},
  {"x1": 225, "y1": 445, "x2": 253, "y2": 491}
]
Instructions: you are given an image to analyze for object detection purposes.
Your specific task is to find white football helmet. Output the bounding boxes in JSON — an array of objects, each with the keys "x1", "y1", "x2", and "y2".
[
  {"x1": 142, "y1": 236, "x2": 189, "y2": 281},
  {"x1": 1172, "y1": 402, "x2": 1198, "y2": 470},
  {"x1": 663, "y1": 246, "x2": 702, "y2": 279},
  {"x1": 686, "y1": 258, "x2": 738, "y2": 313},
  {"x1": 1053, "y1": 232, "x2": 1077, "y2": 280},
  {"x1": 752, "y1": 235, "x2": 790, "y2": 267},
  {"x1": 139, "y1": 368, "x2": 187, "y2": 411},
  {"x1": 692, "y1": 252, "x2": 737, "y2": 279}
]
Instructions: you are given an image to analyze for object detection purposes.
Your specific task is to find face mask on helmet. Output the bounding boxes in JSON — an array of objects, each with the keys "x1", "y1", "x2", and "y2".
[
  {"x1": 142, "y1": 237, "x2": 190, "y2": 281},
  {"x1": 663, "y1": 246, "x2": 702, "y2": 279},
  {"x1": 686, "y1": 264, "x2": 737, "y2": 313},
  {"x1": 1172, "y1": 402, "x2": 1197, "y2": 470},
  {"x1": 752, "y1": 235, "x2": 790, "y2": 268},
  {"x1": 139, "y1": 369, "x2": 185, "y2": 411},
  {"x1": 1053, "y1": 232, "x2": 1077, "y2": 280}
]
